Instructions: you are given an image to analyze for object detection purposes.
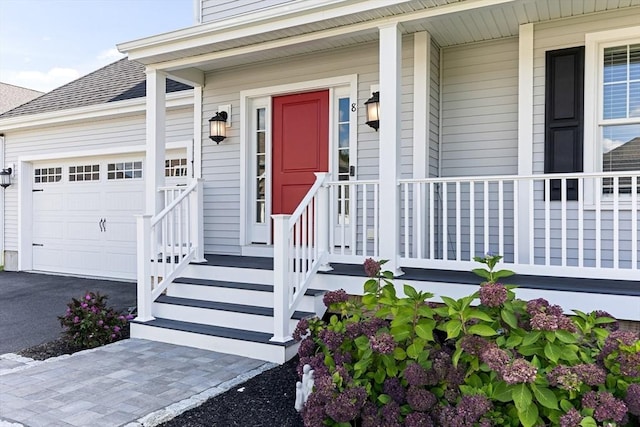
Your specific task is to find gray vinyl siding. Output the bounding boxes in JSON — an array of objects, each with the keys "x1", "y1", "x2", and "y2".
[
  {"x1": 429, "y1": 39, "x2": 440, "y2": 177},
  {"x1": 2, "y1": 107, "x2": 193, "y2": 252},
  {"x1": 201, "y1": 37, "x2": 415, "y2": 255},
  {"x1": 441, "y1": 37, "x2": 519, "y2": 177},
  {"x1": 200, "y1": 0, "x2": 295, "y2": 24},
  {"x1": 531, "y1": 8, "x2": 640, "y2": 269}
]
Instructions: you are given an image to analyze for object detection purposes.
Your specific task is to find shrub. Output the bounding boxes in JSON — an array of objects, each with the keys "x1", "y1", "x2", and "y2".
[
  {"x1": 58, "y1": 291, "x2": 133, "y2": 349},
  {"x1": 295, "y1": 256, "x2": 640, "y2": 427}
]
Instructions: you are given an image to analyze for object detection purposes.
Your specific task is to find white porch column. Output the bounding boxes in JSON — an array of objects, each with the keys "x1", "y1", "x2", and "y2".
[
  {"x1": 517, "y1": 23, "x2": 534, "y2": 265},
  {"x1": 192, "y1": 85, "x2": 203, "y2": 179},
  {"x1": 378, "y1": 23, "x2": 403, "y2": 276},
  {"x1": 145, "y1": 68, "x2": 167, "y2": 215},
  {"x1": 412, "y1": 31, "x2": 431, "y2": 258}
]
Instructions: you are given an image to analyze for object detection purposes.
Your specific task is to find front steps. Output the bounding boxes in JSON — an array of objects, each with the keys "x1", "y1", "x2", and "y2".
[{"x1": 131, "y1": 256, "x2": 326, "y2": 364}]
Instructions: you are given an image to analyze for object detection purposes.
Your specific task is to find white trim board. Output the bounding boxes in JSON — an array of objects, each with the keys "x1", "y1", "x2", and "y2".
[
  {"x1": 0, "y1": 91, "x2": 193, "y2": 132},
  {"x1": 18, "y1": 141, "x2": 189, "y2": 163}
]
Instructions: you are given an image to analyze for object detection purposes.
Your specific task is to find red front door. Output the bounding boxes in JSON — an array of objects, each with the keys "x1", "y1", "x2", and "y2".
[{"x1": 272, "y1": 90, "x2": 329, "y2": 214}]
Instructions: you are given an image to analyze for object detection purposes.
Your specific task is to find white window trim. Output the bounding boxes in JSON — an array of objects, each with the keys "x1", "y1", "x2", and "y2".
[
  {"x1": 239, "y1": 74, "x2": 358, "y2": 250},
  {"x1": 584, "y1": 26, "x2": 640, "y2": 205}
]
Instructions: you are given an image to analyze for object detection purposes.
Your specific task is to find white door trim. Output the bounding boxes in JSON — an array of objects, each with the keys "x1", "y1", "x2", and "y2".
[{"x1": 239, "y1": 74, "x2": 358, "y2": 252}]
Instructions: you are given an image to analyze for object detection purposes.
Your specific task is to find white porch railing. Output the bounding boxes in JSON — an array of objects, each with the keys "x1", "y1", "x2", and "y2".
[
  {"x1": 271, "y1": 172, "x2": 330, "y2": 342},
  {"x1": 135, "y1": 179, "x2": 204, "y2": 321},
  {"x1": 399, "y1": 172, "x2": 639, "y2": 280},
  {"x1": 326, "y1": 179, "x2": 380, "y2": 262}
]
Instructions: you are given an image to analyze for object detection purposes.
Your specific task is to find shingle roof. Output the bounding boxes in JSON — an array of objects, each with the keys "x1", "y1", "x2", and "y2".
[
  {"x1": 0, "y1": 83, "x2": 44, "y2": 114},
  {"x1": 0, "y1": 58, "x2": 192, "y2": 119}
]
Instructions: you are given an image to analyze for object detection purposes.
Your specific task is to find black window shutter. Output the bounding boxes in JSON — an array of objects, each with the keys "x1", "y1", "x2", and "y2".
[{"x1": 544, "y1": 46, "x2": 585, "y2": 201}]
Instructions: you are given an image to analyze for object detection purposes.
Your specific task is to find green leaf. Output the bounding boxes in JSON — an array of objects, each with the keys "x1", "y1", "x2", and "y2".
[
  {"x1": 594, "y1": 316, "x2": 616, "y2": 325},
  {"x1": 407, "y1": 342, "x2": 423, "y2": 360},
  {"x1": 364, "y1": 279, "x2": 379, "y2": 294},
  {"x1": 362, "y1": 294, "x2": 377, "y2": 306},
  {"x1": 403, "y1": 284, "x2": 418, "y2": 299},
  {"x1": 579, "y1": 416, "x2": 597, "y2": 427},
  {"x1": 530, "y1": 384, "x2": 559, "y2": 410},
  {"x1": 544, "y1": 342, "x2": 562, "y2": 364},
  {"x1": 493, "y1": 269, "x2": 515, "y2": 279},
  {"x1": 445, "y1": 319, "x2": 462, "y2": 340},
  {"x1": 441, "y1": 296, "x2": 460, "y2": 310},
  {"x1": 417, "y1": 305, "x2": 435, "y2": 318},
  {"x1": 467, "y1": 324, "x2": 498, "y2": 337},
  {"x1": 390, "y1": 324, "x2": 412, "y2": 342},
  {"x1": 354, "y1": 335, "x2": 370, "y2": 351},
  {"x1": 415, "y1": 319, "x2": 436, "y2": 341},
  {"x1": 472, "y1": 268, "x2": 491, "y2": 280},
  {"x1": 512, "y1": 384, "x2": 533, "y2": 411},
  {"x1": 555, "y1": 330, "x2": 578, "y2": 344},
  {"x1": 467, "y1": 309, "x2": 494, "y2": 322},
  {"x1": 501, "y1": 309, "x2": 518, "y2": 329},
  {"x1": 517, "y1": 402, "x2": 539, "y2": 427},
  {"x1": 452, "y1": 346, "x2": 463, "y2": 367},
  {"x1": 506, "y1": 335, "x2": 523, "y2": 348},
  {"x1": 522, "y1": 331, "x2": 542, "y2": 346},
  {"x1": 393, "y1": 347, "x2": 407, "y2": 361},
  {"x1": 374, "y1": 367, "x2": 386, "y2": 384},
  {"x1": 559, "y1": 399, "x2": 574, "y2": 412},
  {"x1": 377, "y1": 394, "x2": 391, "y2": 404}
]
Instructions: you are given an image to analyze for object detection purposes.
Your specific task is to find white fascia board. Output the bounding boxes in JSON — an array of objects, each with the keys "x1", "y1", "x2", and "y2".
[
  {"x1": 0, "y1": 90, "x2": 193, "y2": 132},
  {"x1": 121, "y1": 0, "x2": 515, "y2": 65}
]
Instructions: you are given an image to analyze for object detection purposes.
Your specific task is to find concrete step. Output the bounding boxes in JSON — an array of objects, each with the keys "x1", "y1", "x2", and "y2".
[{"x1": 131, "y1": 318, "x2": 298, "y2": 364}]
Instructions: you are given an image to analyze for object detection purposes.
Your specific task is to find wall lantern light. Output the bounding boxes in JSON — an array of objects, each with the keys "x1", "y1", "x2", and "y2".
[
  {"x1": 364, "y1": 91, "x2": 380, "y2": 131},
  {"x1": 0, "y1": 167, "x2": 12, "y2": 189},
  {"x1": 209, "y1": 111, "x2": 228, "y2": 144}
]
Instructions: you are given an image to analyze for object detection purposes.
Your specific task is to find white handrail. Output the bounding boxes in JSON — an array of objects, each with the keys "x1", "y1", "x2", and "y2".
[
  {"x1": 135, "y1": 178, "x2": 204, "y2": 321},
  {"x1": 272, "y1": 172, "x2": 330, "y2": 342}
]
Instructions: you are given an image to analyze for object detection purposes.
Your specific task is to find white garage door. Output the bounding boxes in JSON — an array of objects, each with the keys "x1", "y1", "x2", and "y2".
[{"x1": 31, "y1": 153, "x2": 187, "y2": 280}]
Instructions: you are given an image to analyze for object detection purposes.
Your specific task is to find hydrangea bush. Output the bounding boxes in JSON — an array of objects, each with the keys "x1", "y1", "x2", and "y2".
[
  {"x1": 294, "y1": 255, "x2": 640, "y2": 426},
  {"x1": 58, "y1": 291, "x2": 133, "y2": 349}
]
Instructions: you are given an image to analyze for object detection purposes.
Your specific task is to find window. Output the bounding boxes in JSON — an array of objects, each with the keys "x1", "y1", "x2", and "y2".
[
  {"x1": 107, "y1": 161, "x2": 142, "y2": 180},
  {"x1": 255, "y1": 107, "x2": 266, "y2": 224},
  {"x1": 34, "y1": 167, "x2": 62, "y2": 183},
  {"x1": 69, "y1": 164, "x2": 99, "y2": 182},
  {"x1": 337, "y1": 97, "x2": 351, "y2": 223},
  {"x1": 601, "y1": 44, "x2": 640, "y2": 193},
  {"x1": 165, "y1": 158, "x2": 188, "y2": 177}
]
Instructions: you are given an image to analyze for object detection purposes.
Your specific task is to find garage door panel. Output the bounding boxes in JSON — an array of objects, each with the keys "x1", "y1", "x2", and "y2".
[
  {"x1": 32, "y1": 247, "x2": 64, "y2": 271},
  {"x1": 33, "y1": 192, "x2": 64, "y2": 211},
  {"x1": 33, "y1": 219, "x2": 65, "y2": 240},
  {"x1": 103, "y1": 219, "x2": 137, "y2": 244},
  {"x1": 66, "y1": 190, "x2": 102, "y2": 211},
  {"x1": 66, "y1": 220, "x2": 102, "y2": 241},
  {"x1": 104, "y1": 189, "x2": 144, "y2": 213},
  {"x1": 65, "y1": 248, "x2": 104, "y2": 274},
  {"x1": 102, "y1": 251, "x2": 137, "y2": 278}
]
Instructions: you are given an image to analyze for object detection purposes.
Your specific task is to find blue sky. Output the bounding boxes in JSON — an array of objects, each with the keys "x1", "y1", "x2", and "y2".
[{"x1": 0, "y1": 0, "x2": 194, "y2": 92}]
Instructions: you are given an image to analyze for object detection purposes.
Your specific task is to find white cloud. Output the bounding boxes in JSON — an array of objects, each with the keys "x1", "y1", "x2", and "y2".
[
  {"x1": 97, "y1": 48, "x2": 125, "y2": 63},
  {"x1": 3, "y1": 67, "x2": 81, "y2": 93},
  {"x1": 602, "y1": 138, "x2": 626, "y2": 154}
]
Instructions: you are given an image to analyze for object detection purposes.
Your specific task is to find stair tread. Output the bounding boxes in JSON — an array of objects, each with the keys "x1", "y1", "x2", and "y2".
[
  {"x1": 134, "y1": 318, "x2": 295, "y2": 346},
  {"x1": 156, "y1": 295, "x2": 314, "y2": 319},
  {"x1": 174, "y1": 277, "x2": 326, "y2": 296}
]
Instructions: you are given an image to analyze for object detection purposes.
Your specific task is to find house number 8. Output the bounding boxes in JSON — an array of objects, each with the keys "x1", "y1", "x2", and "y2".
[{"x1": 351, "y1": 103, "x2": 356, "y2": 112}]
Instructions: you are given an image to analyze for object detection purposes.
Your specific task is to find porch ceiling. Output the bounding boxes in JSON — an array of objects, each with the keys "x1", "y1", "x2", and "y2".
[{"x1": 120, "y1": 0, "x2": 640, "y2": 74}]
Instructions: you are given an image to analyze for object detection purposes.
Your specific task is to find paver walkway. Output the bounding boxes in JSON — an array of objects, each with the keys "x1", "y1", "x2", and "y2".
[{"x1": 0, "y1": 339, "x2": 273, "y2": 427}]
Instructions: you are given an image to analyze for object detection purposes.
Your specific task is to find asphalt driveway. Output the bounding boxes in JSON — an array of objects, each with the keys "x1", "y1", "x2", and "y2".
[{"x1": 0, "y1": 271, "x2": 136, "y2": 354}]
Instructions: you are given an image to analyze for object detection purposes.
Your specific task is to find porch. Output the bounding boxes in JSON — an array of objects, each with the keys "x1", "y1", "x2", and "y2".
[{"x1": 130, "y1": 170, "x2": 639, "y2": 363}]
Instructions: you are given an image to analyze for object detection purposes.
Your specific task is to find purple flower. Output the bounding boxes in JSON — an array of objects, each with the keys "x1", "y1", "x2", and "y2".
[
  {"x1": 460, "y1": 335, "x2": 492, "y2": 357},
  {"x1": 324, "y1": 386, "x2": 366, "y2": 423},
  {"x1": 381, "y1": 401, "x2": 401, "y2": 425},
  {"x1": 85, "y1": 294, "x2": 92, "y2": 301},
  {"x1": 501, "y1": 358, "x2": 537, "y2": 384},
  {"x1": 364, "y1": 258, "x2": 381, "y2": 278},
  {"x1": 126, "y1": 314, "x2": 134, "y2": 320},
  {"x1": 530, "y1": 312, "x2": 576, "y2": 333},
  {"x1": 559, "y1": 408, "x2": 582, "y2": 427},
  {"x1": 97, "y1": 320, "x2": 104, "y2": 326},
  {"x1": 582, "y1": 391, "x2": 628, "y2": 424},
  {"x1": 547, "y1": 365, "x2": 580, "y2": 391},
  {"x1": 360, "y1": 317, "x2": 389, "y2": 337},
  {"x1": 526, "y1": 298, "x2": 550, "y2": 315},
  {"x1": 292, "y1": 317, "x2": 310, "y2": 341},
  {"x1": 361, "y1": 402, "x2": 382, "y2": 427},
  {"x1": 625, "y1": 383, "x2": 640, "y2": 416},
  {"x1": 318, "y1": 329, "x2": 345, "y2": 352},
  {"x1": 405, "y1": 412, "x2": 434, "y2": 427},
  {"x1": 599, "y1": 330, "x2": 640, "y2": 376},
  {"x1": 457, "y1": 395, "x2": 492, "y2": 424},
  {"x1": 383, "y1": 377, "x2": 406, "y2": 404},
  {"x1": 404, "y1": 362, "x2": 429, "y2": 387},
  {"x1": 81, "y1": 303, "x2": 88, "y2": 309},
  {"x1": 323, "y1": 289, "x2": 349, "y2": 307},
  {"x1": 333, "y1": 350, "x2": 352, "y2": 366},
  {"x1": 479, "y1": 282, "x2": 508, "y2": 307},
  {"x1": 110, "y1": 333, "x2": 116, "y2": 339},
  {"x1": 345, "y1": 322, "x2": 362, "y2": 339},
  {"x1": 370, "y1": 332, "x2": 395, "y2": 355},
  {"x1": 73, "y1": 316, "x2": 80, "y2": 324},
  {"x1": 297, "y1": 337, "x2": 315, "y2": 357},
  {"x1": 113, "y1": 326, "x2": 121, "y2": 333},
  {"x1": 572, "y1": 363, "x2": 606, "y2": 386},
  {"x1": 406, "y1": 386, "x2": 437, "y2": 411},
  {"x1": 302, "y1": 393, "x2": 326, "y2": 427},
  {"x1": 480, "y1": 347, "x2": 510, "y2": 373}
]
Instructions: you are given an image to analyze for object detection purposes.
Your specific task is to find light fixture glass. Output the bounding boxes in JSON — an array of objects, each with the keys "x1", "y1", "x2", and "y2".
[
  {"x1": 364, "y1": 91, "x2": 379, "y2": 131},
  {"x1": 0, "y1": 167, "x2": 12, "y2": 189},
  {"x1": 209, "y1": 111, "x2": 228, "y2": 143}
]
